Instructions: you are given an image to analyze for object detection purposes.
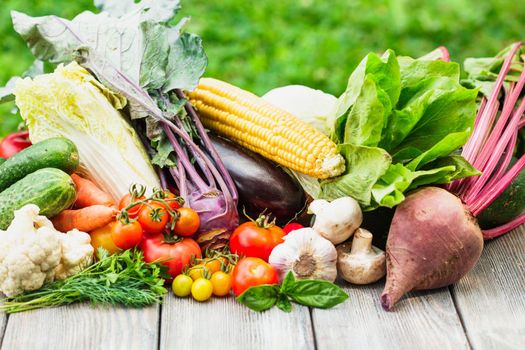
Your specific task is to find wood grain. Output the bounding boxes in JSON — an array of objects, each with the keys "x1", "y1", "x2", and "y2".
[
  {"x1": 1, "y1": 304, "x2": 159, "y2": 350},
  {"x1": 452, "y1": 226, "x2": 525, "y2": 350},
  {"x1": 160, "y1": 293, "x2": 315, "y2": 350},
  {"x1": 0, "y1": 304, "x2": 6, "y2": 347},
  {"x1": 312, "y1": 281, "x2": 469, "y2": 350}
]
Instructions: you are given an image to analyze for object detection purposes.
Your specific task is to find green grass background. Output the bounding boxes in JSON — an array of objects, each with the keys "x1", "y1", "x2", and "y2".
[{"x1": 1, "y1": 0, "x2": 524, "y2": 135}]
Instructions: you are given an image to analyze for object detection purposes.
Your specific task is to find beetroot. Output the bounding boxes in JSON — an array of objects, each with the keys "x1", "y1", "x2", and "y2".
[
  {"x1": 380, "y1": 187, "x2": 483, "y2": 311},
  {"x1": 382, "y1": 42, "x2": 525, "y2": 310}
]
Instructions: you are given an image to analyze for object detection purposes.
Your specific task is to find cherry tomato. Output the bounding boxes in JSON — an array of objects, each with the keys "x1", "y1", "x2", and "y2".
[
  {"x1": 231, "y1": 257, "x2": 278, "y2": 296},
  {"x1": 172, "y1": 274, "x2": 193, "y2": 297},
  {"x1": 111, "y1": 220, "x2": 143, "y2": 250},
  {"x1": 191, "y1": 278, "x2": 213, "y2": 301},
  {"x1": 282, "y1": 222, "x2": 304, "y2": 234},
  {"x1": 118, "y1": 193, "x2": 145, "y2": 219},
  {"x1": 89, "y1": 222, "x2": 121, "y2": 255},
  {"x1": 174, "y1": 207, "x2": 200, "y2": 236},
  {"x1": 229, "y1": 219, "x2": 285, "y2": 262},
  {"x1": 0, "y1": 131, "x2": 31, "y2": 158},
  {"x1": 211, "y1": 271, "x2": 232, "y2": 297},
  {"x1": 140, "y1": 235, "x2": 201, "y2": 278},
  {"x1": 188, "y1": 258, "x2": 223, "y2": 280},
  {"x1": 138, "y1": 203, "x2": 169, "y2": 234},
  {"x1": 160, "y1": 190, "x2": 183, "y2": 211}
]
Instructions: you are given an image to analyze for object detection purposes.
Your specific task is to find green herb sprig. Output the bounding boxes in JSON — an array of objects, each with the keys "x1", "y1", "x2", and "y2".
[
  {"x1": 236, "y1": 272, "x2": 348, "y2": 313},
  {"x1": 0, "y1": 249, "x2": 169, "y2": 313}
]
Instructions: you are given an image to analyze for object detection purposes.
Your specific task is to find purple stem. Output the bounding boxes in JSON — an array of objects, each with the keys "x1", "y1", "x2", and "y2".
[
  {"x1": 157, "y1": 167, "x2": 168, "y2": 189},
  {"x1": 175, "y1": 90, "x2": 239, "y2": 203},
  {"x1": 163, "y1": 124, "x2": 208, "y2": 190},
  {"x1": 482, "y1": 130, "x2": 518, "y2": 193}
]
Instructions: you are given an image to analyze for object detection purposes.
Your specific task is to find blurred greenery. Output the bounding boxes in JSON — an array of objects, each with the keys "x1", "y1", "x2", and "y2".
[{"x1": 1, "y1": 0, "x2": 524, "y2": 135}]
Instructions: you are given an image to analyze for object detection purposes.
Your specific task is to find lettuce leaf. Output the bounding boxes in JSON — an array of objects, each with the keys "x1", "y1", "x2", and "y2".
[{"x1": 320, "y1": 50, "x2": 478, "y2": 209}]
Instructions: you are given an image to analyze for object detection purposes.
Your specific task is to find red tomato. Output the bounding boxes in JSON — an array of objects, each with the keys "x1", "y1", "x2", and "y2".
[
  {"x1": 231, "y1": 257, "x2": 278, "y2": 296},
  {"x1": 90, "y1": 222, "x2": 121, "y2": 255},
  {"x1": 282, "y1": 222, "x2": 304, "y2": 234},
  {"x1": 138, "y1": 203, "x2": 169, "y2": 234},
  {"x1": 111, "y1": 220, "x2": 143, "y2": 250},
  {"x1": 118, "y1": 193, "x2": 145, "y2": 219},
  {"x1": 0, "y1": 131, "x2": 31, "y2": 158},
  {"x1": 229, "y1": 221, "x2": 285, "y2": 261},
  {"x1": 161, "y1": 191, "x2": 183, "y2": 211},
  {"x1": 140, "y1": 235, "x2": 201, "y2": 278},
  {"x1": 174, "y1": 208, "x2": 200, "y2": 237}
]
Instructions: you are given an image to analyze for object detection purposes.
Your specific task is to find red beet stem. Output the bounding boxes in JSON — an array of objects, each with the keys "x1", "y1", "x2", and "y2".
[{"x1": 483, "y1": 213, "x2": 525, "y2": 239}]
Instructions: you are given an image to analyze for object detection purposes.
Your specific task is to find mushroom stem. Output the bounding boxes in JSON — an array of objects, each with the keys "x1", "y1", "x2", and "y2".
[{"x1": 350, "y1": 228, "x2": 373, "y2": 255}]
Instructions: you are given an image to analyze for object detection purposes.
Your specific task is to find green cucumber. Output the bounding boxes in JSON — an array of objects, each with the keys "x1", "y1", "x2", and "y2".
[
  {"x1": 478, "y1": 157, "x2": 525, "y2": 229},
  {"x1": 0, "y1": 168, "x2": 76, "y2": 229},
  {"x1": 0, "y1": 137, "x2": 79, "y2": 192}
]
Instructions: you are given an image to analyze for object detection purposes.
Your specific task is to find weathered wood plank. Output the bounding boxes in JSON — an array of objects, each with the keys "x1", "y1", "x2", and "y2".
[
  {"x1": 1, "y1": 304, "x2": 159, "y2": 350},
  {"x1": 452, "y1": 226, "x2": 525, "y2": 350},
  {"x1": 312, "y1": 281, "x2": 469, "y2": 349},
  {"x1": 0, "y1": 305, "x2": 6, "y2": 347},
  {"x1": 160, "y1": 293, "x2": 315, "y2": 350}
]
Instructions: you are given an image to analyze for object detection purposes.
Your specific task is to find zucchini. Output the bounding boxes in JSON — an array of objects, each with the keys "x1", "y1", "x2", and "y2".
[
  {"x1": 0, "y1": 137, "x2": 79, "y2": 192},
  {"x1": 0, "y1": 168, "x2": 76, "y2": 229},
  {"x1": 478, "y1": 157, "x2": 525, "y2": 229}
]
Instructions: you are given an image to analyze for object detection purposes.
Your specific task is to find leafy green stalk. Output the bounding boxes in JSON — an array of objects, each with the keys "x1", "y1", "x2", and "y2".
[{"x1": 0, "y1": 249, "x2": 169, "y2": 314}]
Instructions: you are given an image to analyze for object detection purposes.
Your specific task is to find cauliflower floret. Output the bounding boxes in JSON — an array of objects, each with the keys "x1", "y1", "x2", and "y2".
[
  {"x1": 0, "y1": 204, "x2": 94, "y2": 297},
  {"x1": 54, "y1": 229, "x2": 93, "y2": 280}
]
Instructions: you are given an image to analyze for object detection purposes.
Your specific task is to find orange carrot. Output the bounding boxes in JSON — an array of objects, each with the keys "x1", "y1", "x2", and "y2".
[
  {"x1": 71, "y1": 173, "x2": 115, "y2": 208},
  {"x1": 52, "y1": 205, "x2": 119, "y2": 232}
]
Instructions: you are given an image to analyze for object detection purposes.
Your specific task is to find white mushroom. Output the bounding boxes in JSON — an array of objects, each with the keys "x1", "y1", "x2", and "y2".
[
  {"x1": 308, "y1": 197, "x2": 362, "y2": 245},
  {"x1": 336, "y1": 228, "x2": 385, "y2": 285}
]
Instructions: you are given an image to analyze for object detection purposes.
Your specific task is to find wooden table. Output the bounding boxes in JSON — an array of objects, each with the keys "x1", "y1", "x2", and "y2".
[{"x1": 0, "y1": 227, "x2": 523, "y2": 350}]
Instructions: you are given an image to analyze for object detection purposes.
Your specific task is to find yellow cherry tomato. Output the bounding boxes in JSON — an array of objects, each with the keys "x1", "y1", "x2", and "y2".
[
  {"x1": 172, "y1": 274, "x2": 193, "y2": 297},
  {"x1": 210, "y1": 271, "x2": 232, "y2": 297},
  {"x1": 189, "y1": 259, "x2": 223, "y2": 280},
  {"x1": 191, "y1": 278, "x2": 213, "y2": 302},
  {"x1": 90, "y1": 222, "x2": 121, "y2": 256}
]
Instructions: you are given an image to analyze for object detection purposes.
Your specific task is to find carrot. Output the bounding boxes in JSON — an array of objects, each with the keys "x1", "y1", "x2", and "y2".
[
  {"x1": 52, "y1": 205, "x2": 119, "y2": 232},
  {"x1": 71, "y1": 173, "x2": 115, "y2": 208}
]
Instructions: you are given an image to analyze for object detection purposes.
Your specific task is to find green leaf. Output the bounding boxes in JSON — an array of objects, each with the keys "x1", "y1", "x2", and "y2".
[
  {"x1": 236, "y1": 285, "x2": 280, "y2": 312},
  {"x1": 287, "y1": 280, "x2": 348, "y2": 309},
  {"x1": 280, "y1": 271, "x2": 296, "y2": 294},
  {"x1": 321, "y1": 144, "x2": 391, "y2": 205},
  {"x1": 276, "y1": 294, "x2": 293, "y2": 313}
]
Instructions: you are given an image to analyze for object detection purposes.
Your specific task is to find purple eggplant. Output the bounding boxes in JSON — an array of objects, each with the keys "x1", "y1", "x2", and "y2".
[{"x1": 210, "y1": 135, "x2": 306, "y2": 224}]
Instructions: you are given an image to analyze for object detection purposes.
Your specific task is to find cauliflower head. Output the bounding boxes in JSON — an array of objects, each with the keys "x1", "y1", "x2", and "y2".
[{"x1": 0, "y1": 205, "x2": 94, "y2": 297}]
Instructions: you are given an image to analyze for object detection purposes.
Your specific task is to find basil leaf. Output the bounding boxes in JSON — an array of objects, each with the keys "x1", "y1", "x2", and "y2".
[
  {"x1": 280, "y1": 271, "x2": 296, "y2": 294},
  {"x1": 236, "y1": 285, "x2": 280, "y2": 312},
  {"x1": 276, "y1": 294, "x2": 293, "y2": 313},
  {"x1": 287, "y1": 280, "x2": 349, "y2": 309}
]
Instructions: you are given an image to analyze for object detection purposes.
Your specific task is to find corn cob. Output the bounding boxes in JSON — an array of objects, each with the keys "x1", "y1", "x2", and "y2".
[{"x1": 188, "y1": 78, "x2": 345, "y2": 179}]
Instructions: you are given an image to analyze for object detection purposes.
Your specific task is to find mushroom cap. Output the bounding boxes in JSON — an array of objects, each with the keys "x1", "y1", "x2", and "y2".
[{"x1": 336, "y1": 241, "x2": 386, "y2": 285}]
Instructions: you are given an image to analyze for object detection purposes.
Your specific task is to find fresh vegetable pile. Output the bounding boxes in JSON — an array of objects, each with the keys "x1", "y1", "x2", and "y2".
[{"x1": 0, "y1": 0, "x2": 523, "y2": 315}]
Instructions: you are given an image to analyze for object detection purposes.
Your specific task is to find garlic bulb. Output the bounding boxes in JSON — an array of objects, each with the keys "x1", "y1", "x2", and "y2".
[{"x1": 269, "y1": 228, "x2": 337, "y2": 282}]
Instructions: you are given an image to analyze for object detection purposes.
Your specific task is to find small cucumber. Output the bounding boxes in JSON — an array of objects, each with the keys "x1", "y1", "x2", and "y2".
[
  {"x1": 0, "y1": 168, "x2": 76, "y2": 229},
  {"x1": 478, "y1": 157, "x2": 525, "y2": 229},
  {"x1": 0, "y1": 137, "x2": 79, "y2": 192}
]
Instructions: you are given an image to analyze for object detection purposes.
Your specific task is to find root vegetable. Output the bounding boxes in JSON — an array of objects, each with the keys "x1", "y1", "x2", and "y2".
[
  {"x1": 71, "y1": 174, "x2": 115, "y2": 208},
  {"x1": 309, "y1": 197, "x2": 362, "y2": 244},
  {"x1": 337, "y1": 228, "x2": 385, "y2": 285},
  {"x1": 381, "y1": 187, "x2": 483, "y2": 311},
  {"x1": 268, "y1": 228, "x2": 337, "y2": 282},
  {"x1": 52, "y1": 205, "x2": 119, "y2": 233}
]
